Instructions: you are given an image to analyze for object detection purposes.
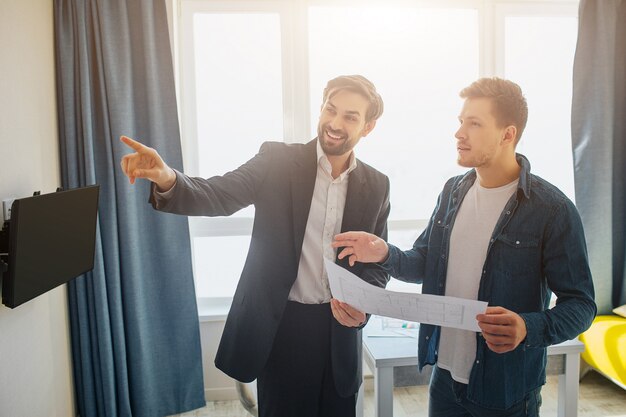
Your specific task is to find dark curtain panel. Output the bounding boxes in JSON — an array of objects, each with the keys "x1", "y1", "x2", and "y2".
[
  {"x1": 53, "y1": 1, "x2": 205, "y2": 416},
  {"x1": 572, "y1": 0, "x2": 626, "y2": 314}
]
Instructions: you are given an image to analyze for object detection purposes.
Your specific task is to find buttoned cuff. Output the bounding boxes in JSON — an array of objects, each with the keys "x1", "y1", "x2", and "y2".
[
  {"x1": 377, "y1": 243, "x2": 401, "y2": 275},
  {"x1": 519, "y1": 312, "x2": 544, "y2": 348}
]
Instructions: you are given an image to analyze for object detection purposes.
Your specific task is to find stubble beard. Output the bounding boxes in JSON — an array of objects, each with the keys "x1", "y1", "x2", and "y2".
[
  {"x1": 457, "y1": 150, "x2": 493, "y2": 168},
  {"x1": 318, "y1": 124, "x2": 354, "y2": 156}
]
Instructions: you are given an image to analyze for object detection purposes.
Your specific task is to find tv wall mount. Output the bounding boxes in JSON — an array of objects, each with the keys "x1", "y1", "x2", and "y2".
[{"x1": 0, "y1": 220, "x2": 7, "y2": 274}]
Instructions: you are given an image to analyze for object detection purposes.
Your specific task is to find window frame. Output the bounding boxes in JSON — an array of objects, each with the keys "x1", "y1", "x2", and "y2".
[{"x1": 173, "y1": 0, "x2": 579, "y2": 305}]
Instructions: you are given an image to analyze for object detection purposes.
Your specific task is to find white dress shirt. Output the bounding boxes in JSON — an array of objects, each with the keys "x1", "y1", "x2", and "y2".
[{"x1": 288, "y1": 141, "x2": 357, "y2": 304}]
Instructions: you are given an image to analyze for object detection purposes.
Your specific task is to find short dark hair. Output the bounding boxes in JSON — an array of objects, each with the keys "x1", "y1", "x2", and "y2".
[
  {"x1": 460, "y1": 77, "x2": 528, "y2": 144},
  {"x1": 323, "y1": 75, "x2": 384, "y2": 122}
]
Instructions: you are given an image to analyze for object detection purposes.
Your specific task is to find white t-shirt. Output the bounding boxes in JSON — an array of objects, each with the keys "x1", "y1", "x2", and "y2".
[{"x1": 437, "y1": 177, "x2": 518, "y2": 384}]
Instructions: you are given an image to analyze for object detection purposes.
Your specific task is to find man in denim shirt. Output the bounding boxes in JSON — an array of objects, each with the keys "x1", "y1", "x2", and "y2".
[{"x1": 332, "y1": 78, "x2": 596, "y2": 416}]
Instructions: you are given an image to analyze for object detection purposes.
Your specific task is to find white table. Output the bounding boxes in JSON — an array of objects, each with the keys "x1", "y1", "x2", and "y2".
[{"x1": 357, "y1": 319, "x2": 584, "y2": 417}]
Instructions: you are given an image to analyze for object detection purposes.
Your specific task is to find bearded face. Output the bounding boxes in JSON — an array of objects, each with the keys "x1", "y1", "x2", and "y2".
[{"x1": 317, "y1": 90, "x2": 374, "y2": 158}]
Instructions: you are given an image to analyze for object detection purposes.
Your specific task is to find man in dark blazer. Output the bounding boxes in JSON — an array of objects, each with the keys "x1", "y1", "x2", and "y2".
[{"x1": 120, "y1": 75, "x2": 390, "y2": 417}]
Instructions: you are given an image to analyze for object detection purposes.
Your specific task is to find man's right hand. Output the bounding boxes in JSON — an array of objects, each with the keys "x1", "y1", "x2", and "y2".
[
  {"x1": 119, "y1": 136, "x2": 177, "y2": 191},
  {"x1": 331, "y1": 231, "x2": 389, "y2": 266}
]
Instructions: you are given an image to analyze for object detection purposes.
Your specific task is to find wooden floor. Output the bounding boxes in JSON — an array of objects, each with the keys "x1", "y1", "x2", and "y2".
[{"x1": 174, "y1": 370, "x2": 626, "y2": 417}]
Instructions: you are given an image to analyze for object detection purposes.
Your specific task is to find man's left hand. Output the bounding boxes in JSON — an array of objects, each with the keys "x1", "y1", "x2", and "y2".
[
  {"x1": 330, "y1": 299, "x2": 366, "y2": 327},
  {"x1": 476, "y1": 306, "x2": 527, "y2": 353}
]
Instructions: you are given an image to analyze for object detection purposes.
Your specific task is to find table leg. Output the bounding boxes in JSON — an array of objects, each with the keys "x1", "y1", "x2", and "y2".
[
  {"x1": 557, "y1": 352, "x2": 580, "y2": 417},
  {"x1": 374, "y1": 366, "x2": 394, "y2": 417}
]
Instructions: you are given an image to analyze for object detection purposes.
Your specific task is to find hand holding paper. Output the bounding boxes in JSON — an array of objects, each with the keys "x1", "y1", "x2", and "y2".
[
  {"x1": 476, "y1": 306, "x2": 528, "y2": 353},
  {"x1": 324, "y1": 259, "x2": 487, "y2": 332},
  {"x1": 330, "y1": 298, "x2": 366, "y2": 327}
]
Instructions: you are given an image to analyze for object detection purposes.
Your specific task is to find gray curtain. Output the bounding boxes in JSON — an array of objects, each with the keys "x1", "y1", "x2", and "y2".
[
  {"x1": 572, "y1": 0, "x2": 626, "y2": 314},
  {"x1": 53, "y1": 1, "x2": 205, "y2": 416}
]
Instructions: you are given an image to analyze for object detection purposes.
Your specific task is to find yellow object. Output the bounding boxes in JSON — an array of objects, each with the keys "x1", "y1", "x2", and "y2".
[{"x1": 580, "y1": 315, "x2": 626, "y2": 389}]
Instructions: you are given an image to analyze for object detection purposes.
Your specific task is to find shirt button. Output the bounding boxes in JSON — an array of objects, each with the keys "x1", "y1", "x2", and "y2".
[
  {"x1": 483, "y1": 269, "x2": 486, "y2": 274},
  {"x1": 441, "y1": 254, "x2": 445, "y2": 259},
  {"x1": 437, "y1": 220, "x2": 442, "y2": 224},
  {"x1": 476, "y1": 360, "x2": 480, "y2": 364},
  {"x1": 490, "y1": 238, "x2": 494, "y2": 243},
  {"x1": 425, "y1": 336, "x2": 430, "y2": 340},
  {"x1": 516, "y1": 241, "x2": 520, "y2": 245},
  {"x1": 506, "y1": 211, "x2": 511, "y2": 215}
]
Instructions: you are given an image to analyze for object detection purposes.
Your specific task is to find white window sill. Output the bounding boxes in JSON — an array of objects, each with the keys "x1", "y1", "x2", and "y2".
[{"x1": 197, "y1": 296, "x2": 232, "y2": 322}]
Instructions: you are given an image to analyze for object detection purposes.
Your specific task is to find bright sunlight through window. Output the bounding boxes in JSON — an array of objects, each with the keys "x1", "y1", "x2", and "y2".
[{"x1": 178, "y1": 1, "x2": 579, "y2": 299}]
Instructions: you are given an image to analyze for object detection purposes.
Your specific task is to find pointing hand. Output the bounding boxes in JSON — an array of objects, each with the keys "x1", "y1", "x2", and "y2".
[{"x1": 119, "y1": 136, "x2": 176, "y2": 191}]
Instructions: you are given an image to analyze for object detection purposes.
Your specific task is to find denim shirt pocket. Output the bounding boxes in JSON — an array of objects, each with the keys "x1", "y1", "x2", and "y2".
[{"x1": 495, "y1": 233, "x2": 541, "y2": 269}]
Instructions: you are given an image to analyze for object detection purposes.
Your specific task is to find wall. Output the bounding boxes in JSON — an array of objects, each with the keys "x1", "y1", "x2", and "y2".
[
  {"x1": 200, "y1": 318, "x2": 239, "y2": 400},
  {"x1": 195, "y1": 297, "x2": 239, "y2": 400},
  {"x1": 0, "y1": 0, "x2": 75, "y2": 416}
]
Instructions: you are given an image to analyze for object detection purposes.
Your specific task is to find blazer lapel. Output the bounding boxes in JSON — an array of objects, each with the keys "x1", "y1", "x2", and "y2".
[
  {"x1": 335, "y1": 162, "x2": 371, "y2": 269},
  {"x1": 291, "y1": 140, "x2": 318, "y2": 260},
  {"x1": 341, "y1": 162, "x2": 370, "y2": 233}
]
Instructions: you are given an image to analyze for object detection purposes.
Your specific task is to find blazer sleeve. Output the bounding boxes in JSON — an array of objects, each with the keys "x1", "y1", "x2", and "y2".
[
  {"x1": 354, "y1": 175, "x2": 390, "y2": 329},
  {"x1": 149, "y1": 141, "x2": 274, "y2": 216},
  {"x1": 360, "y1": 175, "x2": 391, "y2": 289}
]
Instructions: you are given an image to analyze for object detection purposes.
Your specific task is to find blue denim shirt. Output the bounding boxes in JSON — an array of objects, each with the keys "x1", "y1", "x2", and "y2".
[{"x1": 381, "y1": 154, "x2": 596, "y2": 410}]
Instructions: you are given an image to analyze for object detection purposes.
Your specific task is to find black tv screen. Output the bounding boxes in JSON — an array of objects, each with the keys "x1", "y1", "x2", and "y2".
[{"x1": 1, "y1": 185, "x2": 99, "y2": 308}]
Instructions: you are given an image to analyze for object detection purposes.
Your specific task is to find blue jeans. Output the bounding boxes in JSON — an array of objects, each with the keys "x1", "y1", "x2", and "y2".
[{"x1": 429, "y1": 365, "x2": 542, "y2": 417}]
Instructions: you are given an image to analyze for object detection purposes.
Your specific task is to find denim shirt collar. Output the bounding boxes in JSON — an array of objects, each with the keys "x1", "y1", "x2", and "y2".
[{"x1": 457, "y1": 153, "x2": 532, "y2": 199}]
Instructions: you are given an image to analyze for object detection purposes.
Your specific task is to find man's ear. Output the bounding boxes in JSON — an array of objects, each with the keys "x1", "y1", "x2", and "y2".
[
  {"x1": 501, "y1": 125, "x2": 517, "y2": 145},
  {"x1": 361, "y1": 119, "x2": 377, "y2": 137}
]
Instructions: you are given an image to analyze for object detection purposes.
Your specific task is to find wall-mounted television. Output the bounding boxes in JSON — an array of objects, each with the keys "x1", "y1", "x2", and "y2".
[{"x1": 0, "y1": 185, "x2": 99, "y2": 308}]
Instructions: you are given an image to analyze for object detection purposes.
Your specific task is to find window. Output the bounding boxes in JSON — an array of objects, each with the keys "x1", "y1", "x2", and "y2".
[
  {"x1": 498, "y1": 3, "x2": 579, "y2": 201},
  {"x1": 176, "y1": 0, "x2": 579, "y2": 300},
  {"x1": 179, "y1": 2, "x2": 287, "y2": 298}
]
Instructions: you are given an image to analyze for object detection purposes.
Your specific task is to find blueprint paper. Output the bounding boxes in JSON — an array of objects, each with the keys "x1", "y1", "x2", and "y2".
[{"x1": 325, "y1": 259, "x2": 487, "y2": 332}]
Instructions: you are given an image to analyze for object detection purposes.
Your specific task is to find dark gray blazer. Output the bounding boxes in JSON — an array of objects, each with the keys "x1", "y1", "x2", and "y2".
[{"x1": 150, "y1": 138, "x2": 390, "y2": 396}]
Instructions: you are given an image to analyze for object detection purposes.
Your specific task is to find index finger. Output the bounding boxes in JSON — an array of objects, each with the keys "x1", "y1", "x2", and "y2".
[
  {"x1": 333, "y1": 231, "x2": 361, "y2": 242},
  {"x1": 120, "y1": 135, "x2": 148, "y2": 152}
]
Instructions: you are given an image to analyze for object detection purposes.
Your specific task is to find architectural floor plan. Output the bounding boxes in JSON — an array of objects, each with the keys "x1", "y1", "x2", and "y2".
[{"x1": 325, "y1": 259, "x2": 487, "y2": 332}]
